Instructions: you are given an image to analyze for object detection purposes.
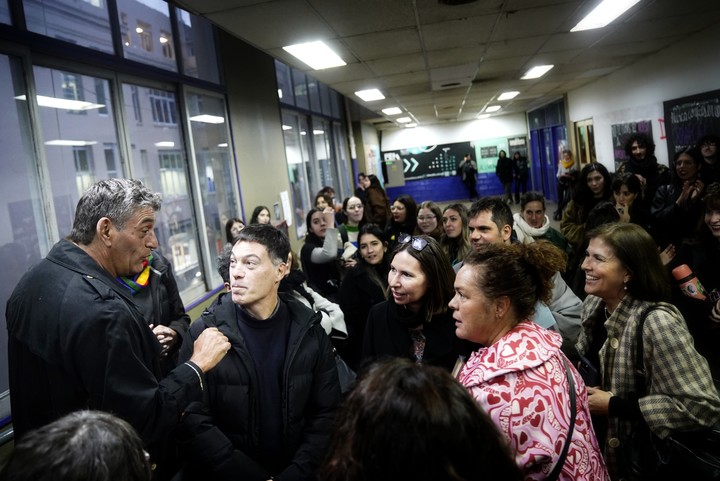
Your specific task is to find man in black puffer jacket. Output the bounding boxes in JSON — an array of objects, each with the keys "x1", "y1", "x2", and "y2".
[{"x1": 178, "y1": 224, "x2": 341, "y2": 481}]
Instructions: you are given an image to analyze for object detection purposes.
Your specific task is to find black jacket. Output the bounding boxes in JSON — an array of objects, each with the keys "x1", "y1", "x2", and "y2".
[
  {"x1": 177, "y1": 293, "x2": 341, "y2": 481},
  {"x1": 650, "y1": 183, "x2": 704, "y2": 248},
  {"x1": 362, "y1": 300, "x2": 475, "y2": 372},
  {"x1": 6, "y1": 239, "x2": 203, "y2": 476}
]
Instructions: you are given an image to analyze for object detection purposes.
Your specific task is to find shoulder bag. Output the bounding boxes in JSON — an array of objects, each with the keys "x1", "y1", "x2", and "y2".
[{"x1": 547, "y1": 356, "x2": 577, "y2": 481}]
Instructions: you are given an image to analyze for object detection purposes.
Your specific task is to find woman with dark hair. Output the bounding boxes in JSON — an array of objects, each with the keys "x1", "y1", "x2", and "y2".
[
  {"x1": 650, "y1": 147, "x2": 705, "y2": 249},
  {"x1": 414, "y1": 200, "x2": 443, "y2": 240},
  {"x1": 513, "y1": 151, "x2": 529, "y2": 204},
  {"x1": 495, "y1": 150, "x2": 514, "y2": 204},
  {"x1": 611, "y1": 172, "x2": 648, "y2": 229},
  {"x1": 576, "y1": 223, "x2": 720, "y2": 480},
  {"x1": 561, "y1": 162, "x2": 613, "y2": 249},
  {"x1": 386, "y1": 194, "x2": 418, "y2": 251},
  {"x1": 224, "y1": 217, "x2": 245, "y2": 244},
  {"x1": 440, "y1": 203, "x2": 471, "y2": 267},
  {"x1": 338, "y1": 196, "x2": 364, "y2": 250},
  {"x1": 319, "y1": 359, "x2": 522, "y2": 481},
  {"x1": 339, "y1": 224, "x2": 390, "y2": 370},
  {"x1": 300, "y1": 207, "x2": 342, "y2": 301},
  {"x1": 249, "y1": 205, "x2": 271, "y2": 225},
  {"x1": 364, "y1": 174, "x2": 391, "y2": 227},
  {"x1": 452, "y1": 242, "x2": 609, "y2": 481},
  {"x1": 668, "y1": 182, "x2": 720, "y2": 378},
  {"x1": 362, "y1": 235, "x2": 473, "y2": 371}
]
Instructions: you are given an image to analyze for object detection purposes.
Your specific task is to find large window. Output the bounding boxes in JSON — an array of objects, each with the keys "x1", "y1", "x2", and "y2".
[
  {"x1": 24, "y1": 0, "x2": 113, "y2": 53},
  {"x1": 177, "y1": 8, "x2": 220, "y2": 84},
  {"x1": 282, "y1": 111, "x2": 312, "y2": 238},
  {"x1": 117, "y1": 0, "x2": 177, "y2": 72}
]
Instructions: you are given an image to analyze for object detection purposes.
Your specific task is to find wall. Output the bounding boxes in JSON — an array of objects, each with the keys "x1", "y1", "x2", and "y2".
[
  {"x1": 380, "y1": 114, "x2": 528, "y2": 202},
  {"x1": 567, "y1": 26, "x2": 720, "y2": 172}
]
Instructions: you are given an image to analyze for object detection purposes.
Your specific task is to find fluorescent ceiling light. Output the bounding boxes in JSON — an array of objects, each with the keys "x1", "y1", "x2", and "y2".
[
  {"x1": 282, "y1": 41, "x2": 346, "y2": 70},
  {"x1": 571, "y1": 0, "x2": 641, "y2": 32},
  {"x1": 278, "y1": 89, "x2": 283, "y2": 99},
  {"x1": 313, "y1": 130, "x2": 325, "y2": 135},
  {"x1": 476, "y1": 114, "x2": 491, "y2": 120},
  {"x1": 396, "y1": 117, "x2": 412, "y2": 123},
  {"x1": 282, "y1": 125, "x2": 293, "y2": 131},
  {"x1": 154, "y1": 141, "x2": 175, "y2": 147},
  {"x1": 382, "y1": 107, "x2": 402, "y2": 115},
  {"x1": 355, "y1": 89, "x2": 385, "y2": 102},
  {"x1": 189, "y1": 114, "x2": 225, "y2": 124},
  {"x1": 159, "y1": 36, "x2": 169, "y2": 44},
  {"x1": 497, "y1": 91, "x2": 520, "y2": 100},
  {"x1": 44, "y1": 140, "x2": 98, "y2": 146},
  {"x1": 15, "y1": 94, "x2": 105, "y2": 111},
  {"x1": 521, "y1": 65, "x2": 554, "y2": 80},
  {"x1": 404, "y1": 123, "x2": 417, "y2": 128},
  {"x1": 485, "y1": 105, "x2": 501, "y2": 113},
  {"x1": 218, "y1": 143, "x2": 228, "y2": 148}
]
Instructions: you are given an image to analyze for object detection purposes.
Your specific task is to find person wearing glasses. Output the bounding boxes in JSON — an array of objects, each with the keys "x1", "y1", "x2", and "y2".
[
  {"x1": 386, "y1": 194, "x2": 418, "y2": 252},
  {"x1": 414, "y1": 200, "x2": 444, "y2": 241},
  {"x1": 362, "y1": 234, "x2": 475, "y2": 371},
  {"x1": 697, "y1": 134, "x2": 720, "y2": 184}
]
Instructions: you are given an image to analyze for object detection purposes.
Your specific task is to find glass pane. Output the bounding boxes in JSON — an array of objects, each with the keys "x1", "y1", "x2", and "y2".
[
  {"x1": 1, "y1": 54, "x2": 50, "y2": 394},
  {"x1": 307, "y1": 77, "x2": 321, "y2": 113},
  {"x1": 313, "y1": 117, "x2": 334, "y2": 189},
  {"x1": 333, "y1": 122, "x2": 352, "y2": 199},
  {"x1": 275, "y1": 59, "x2": 294, "y2": 106},
  {"x1": 282, "y1": 111, "x2": 312, "y2": 239},
  {"x1": 122, "y1": 82, "x2": 205, "y2": 299},
  {"x1": 292, "y1": 69, "x2": 308, "y2": 110},
  {"x1": 330, "y1": 89, "x2": 341, "y2": 119},
  {"x1": 117, "y1": 0, "x2": 177, "y2": 72},
  {"x1": 33, "y1": 66, "x2": 119, "y2": 237},
  {"x1": 0, "y1": 0, "x2": 10, "y2": 24},
  {"x1": 319, "y1": 83, "x2": 331, "y2": 116},
  {"x1": 24, "y1": 0, "x2": 113, "y2": 53},
  {"x1": 177, "y1": 8, "x2": 220, "y2": 84},
  {"x1": 186, "y1": 91, "x2": 238, "y2": 286}
]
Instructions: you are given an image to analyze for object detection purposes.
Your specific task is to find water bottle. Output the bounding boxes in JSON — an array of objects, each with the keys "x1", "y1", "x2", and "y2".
[{"x1": 672, "y1": 264, "x2": 707, "y2": 301}]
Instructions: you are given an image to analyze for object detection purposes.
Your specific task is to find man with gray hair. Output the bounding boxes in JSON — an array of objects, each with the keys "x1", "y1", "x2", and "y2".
[{"x1": 6, "y1": 178, "x2": 230, "y2": 479}]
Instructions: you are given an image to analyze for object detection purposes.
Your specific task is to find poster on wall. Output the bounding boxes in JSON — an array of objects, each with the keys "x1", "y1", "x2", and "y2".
[
  {"x1": 474, "y1": 137, "x2": 508, "y2": 173},
  {"x1": 381, "y1": 141, "x2": 473, "y2": 180},
  {"x1": 610, "y1": 120, "x2": 653, "y2": 170},
  {"x1": 663, "y1": 89, "x2": 720, "y2": 156}
]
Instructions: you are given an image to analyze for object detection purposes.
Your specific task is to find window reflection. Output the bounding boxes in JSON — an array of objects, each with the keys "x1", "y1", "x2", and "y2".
[
  {"x1": 24, "y1": 0, "x2": 113, "y2": 53},
  {"x1": 0, "y1": 54, "x2": 50, "y2": 394},
  {"x1": 282, "y1": 112, "x2": 312, "y2": 239},
  {"x1": 117, "y1": 0, "x2": 176, "y2": 72},
  {"x1": 122, "y1": 82, "x2": 202, "y2": 298},
  {"x1": 0, "y1": 0, "x2": 9, "y2": 24},
  {"x1": 33, "y1": 66, "x2": 119, "y2": 235},
  {"x1": 176, "y1": 8, "x2": 220, "y2": 84}
]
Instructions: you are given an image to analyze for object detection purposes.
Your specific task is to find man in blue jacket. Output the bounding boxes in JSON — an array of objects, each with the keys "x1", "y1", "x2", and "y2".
[
  {"x1": 178, "y1": 224, "x2": 341, "y2": 481},
  {"x1": 6, "y1": 178, "x2": 230, "y2": 480}
]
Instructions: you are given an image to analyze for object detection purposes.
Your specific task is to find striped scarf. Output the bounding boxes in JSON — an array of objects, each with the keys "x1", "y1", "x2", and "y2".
[{"x1": 118, "y1": 254, "x2": 153, "y2": 295}]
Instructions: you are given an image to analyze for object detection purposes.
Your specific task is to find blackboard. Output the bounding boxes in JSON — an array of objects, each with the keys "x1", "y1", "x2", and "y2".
[
  {"x1": 382, "y1": 141, "x2": 473, "y2": 180},
  {"x1": 664, "y1": 89, "x2": 720, "y2": 155}
]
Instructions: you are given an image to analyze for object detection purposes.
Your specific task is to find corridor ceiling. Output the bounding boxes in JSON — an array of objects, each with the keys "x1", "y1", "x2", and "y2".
[{"x1": 174, "y1": 0, "x2": 720, "y2": 129}]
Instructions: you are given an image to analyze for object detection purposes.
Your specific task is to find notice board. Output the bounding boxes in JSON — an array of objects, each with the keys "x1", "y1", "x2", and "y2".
[{"x1": 664, "y1": 89, "x2": 720, "y2": 155}]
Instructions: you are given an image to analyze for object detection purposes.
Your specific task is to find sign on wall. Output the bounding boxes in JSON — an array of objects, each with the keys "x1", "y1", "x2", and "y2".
[
  {"x1": 663, "y1": 89, "x2": 720, "y2": 155},
  {"x1": 382, "y1": 141, "x2": 473, "y2": 180}
]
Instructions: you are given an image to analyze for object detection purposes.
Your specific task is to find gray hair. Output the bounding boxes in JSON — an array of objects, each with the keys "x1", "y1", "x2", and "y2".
[{"x1": 69, "y1": 179, "x2": 162, "y2": 245}]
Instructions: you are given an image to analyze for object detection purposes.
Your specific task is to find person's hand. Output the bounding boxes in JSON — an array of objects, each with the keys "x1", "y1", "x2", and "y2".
[
  {"x1": 343, "y1": 258, "x2": 357, "y2": 269},
  {"x1": 634, "y1": 173, "x2": 647, "y2": 189},
  {"x1": 189, "y1": 327, "x2": 231, "y2": 372},
  {"x1": 658, "y1": 244, "x2": 676, "y2": 265},
  {"x1": 615, "y1": 203, "x2": 630, "y2": 223},
  {"x1": 691, "y1": 179, "x2": 705, "y2": 201},
  {"x1": 587, "y1": 386, "x2": 612, "y2": 416},
  {"x1": 677, "y1": 180, "x2": 693, "y2": 206},
  {"x1": 322, "y1": 207, "x2": 335, "y2": 226},
  {"x1": 150, "y1": 324, "x2": 178, "y2": 356}
]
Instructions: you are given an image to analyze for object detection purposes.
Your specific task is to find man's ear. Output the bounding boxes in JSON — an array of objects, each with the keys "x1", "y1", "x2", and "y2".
[
  {"x1": 276, "y1": 260, "x2": 289, "y2": 282},
  {"x1": 501, "y1": 224, "x2": 513, "y2": 243},
  {"x1": 97, "y1": 217, "x2": 113, "y2": 247}
]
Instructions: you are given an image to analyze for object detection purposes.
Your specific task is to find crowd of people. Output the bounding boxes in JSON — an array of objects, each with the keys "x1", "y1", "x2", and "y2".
[{"x1": 3, "y1": 132, "x2": 720, "y2": 481}]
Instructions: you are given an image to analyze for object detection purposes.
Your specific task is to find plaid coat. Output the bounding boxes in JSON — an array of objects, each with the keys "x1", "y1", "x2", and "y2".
[{"x1": 577, "y1": 294, "x2": 720, "y2": 480}]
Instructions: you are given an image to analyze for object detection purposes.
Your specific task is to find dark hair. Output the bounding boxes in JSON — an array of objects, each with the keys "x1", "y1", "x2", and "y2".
[
  {"x1": 498, "y1": 150, "x2": 507, "y2": 158},
  {"x1": 440, "y1": 203, "x2": 471, "y2": 263},
  {"x1": 390, "y1": 236, "x2": 453, "y2": 319},
  {"x1": 235, "y1": 224, "x2": 290, "y2": 266},
  {"x1": 697, "y1": 134, "x2": 720, "y2": 154},
  {"x1": 392, "y1": 195, "x2": 418, "y2": 225},
  {"x1": 513, "y1": 151, "x2": 521, "y2": 159},
  {"x1": 573, "y1": 162, "x2": 612, "y2": 207},
  {"x1": 249, "y1": 205, "x2": 270, "y2": 224},
  {"x1": 624, "y1": 132, "x2": 655, "y2": 157},
  {"x1": 670, "y1": 147, "x2": 703, "y2": 185},
  {"x1": 315, "y1": 193, "x2": 333, "y2": 208},
  {"x1": 224, "y1": 217, "x2": 244, "y2": 244},
  {"x1": 462, "y1": 241, "x2": 566, "y2": 321},
  {"x1": 216, "y1": 243, "x2": 233, "y2": 284},
  {"x1": 585, "y1": 201, "x2": 620, "y2": 232},
  {"x1": 704, "y1": 182, "x2": 720, "y2": 211},
  {"x1": 357, "y1": 224, "x2": 390, "y2": 296},
  {"x1": 367, "y1": 174, "x2": 383, "y2": 189},
  {"x1": 699, "y1": 182, "x2": 720, "y2": 246},
  {"x1": 468, "y1": 197, "x2": 514, "y2": 231},
  {"x1": 358, "y1": 172, "x2": 367, "y2": 179},
  {"x1": 319, "y1": 359, "x2": 521, "y2": 481},
  {"x1": 611, "y1": 172, "x2": 642, "y2": 195},
  {"x1": 520, "y1": 191, "x2": 546, "y2": 211},
  {"x1": 587, "y1": 223, "x2": 670, "y2": 302},
  {"x1": 69, "y1": 179, "x2": 162, "y2": 245},
  {"x1": 304, "y1": 207, "x2": 328, "y2": 244},
  {"x1": 0, "y1": 410, "x2": 151, "y2": 481},
  {"x1": 415, "y1": 201, "x2": 443, "y2": 238},
  {"x1": 342, "y1": 196, "x2": 364, "y2": 213},
  {"x1": 320, "y1": 186, "x2": 336, "y2": 197}
]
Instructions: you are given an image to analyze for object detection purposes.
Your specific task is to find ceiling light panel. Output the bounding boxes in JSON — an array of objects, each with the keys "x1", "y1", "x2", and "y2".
[
  {"x1": 396, "y1": 116, "x2": 412, "y2": 123},
  {"x1": 282, "y1": 41, "x2": 346, "y2": 70},
  {"x1": 382, "y1": 107, "x2": 402, "y2": 115},
  {"x1": 485, "y1": 105, "x2": 501, "y2": 112},
  {"x1": 355, "y1": 89, "x2": 385, "y2": 102},
  {"x1": 521, "y1": 65, "x2": 554, "y2": 80},
  {"x1": 571, "y1": 0, "x2": 642, "y2": 32},
  {"x1": 497, "y1": 91, "x2": 520, "y2": 100}
]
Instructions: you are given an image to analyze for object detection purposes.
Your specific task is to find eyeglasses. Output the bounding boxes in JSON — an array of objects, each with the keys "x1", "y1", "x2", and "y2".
[
  {"x1": 346, "y1": 204, "x2": 363, "y2": 210},
  {"x1": 397, "y1": 233, "x2": 428, "y2": 251},
  {"x1": 417, "y1": 215, "x2": 436, "y2": 221}
]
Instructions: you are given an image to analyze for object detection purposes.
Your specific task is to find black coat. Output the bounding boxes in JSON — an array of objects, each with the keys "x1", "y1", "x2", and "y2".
[
  {"x1": 177, "y1": 293, "x2": 341, "y2": 481},
  {"x1": 362, "y1": 300, "x2": 475, "y2": 372},
  {"x1": 650, "y1": 183, "x2": 704, "y2": 248},
  {"x1": 6, "y1": 239, "x2": 202, "y2": 477}
]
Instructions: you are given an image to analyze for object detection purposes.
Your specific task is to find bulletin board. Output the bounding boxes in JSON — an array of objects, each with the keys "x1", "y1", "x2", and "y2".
[{"x1": 663, "y1": 89, "x2": 720, "y2": 155}]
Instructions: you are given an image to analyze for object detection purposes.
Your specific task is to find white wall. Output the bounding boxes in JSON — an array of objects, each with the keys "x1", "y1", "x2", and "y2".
[
  {"x1": 567, "y1": 25, "x2": 720, "y2": 171},
  {"x1": 381, "y1": 113, "x2": 528, "y2": 151}
]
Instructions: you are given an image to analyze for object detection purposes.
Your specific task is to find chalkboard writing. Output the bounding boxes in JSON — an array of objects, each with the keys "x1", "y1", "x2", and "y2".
[
  {"x1": 664, "y1": 89, "x2": 720, "y2": 155},
  {"x1": 610, "y1": 120, "x2": 653, "y2": 169},
  {"x1": 382, "y1": 141, "x2": 473, "y2": 180},
  {"x1": 481, "y1": 146, "x2": 498, "y2": 158}
]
